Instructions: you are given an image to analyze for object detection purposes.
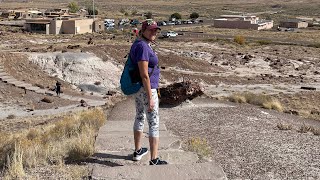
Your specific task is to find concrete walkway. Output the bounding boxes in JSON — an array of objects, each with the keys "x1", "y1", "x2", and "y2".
[{"x1": 91, "y1": 98, "x2": 227, "y2": 180}]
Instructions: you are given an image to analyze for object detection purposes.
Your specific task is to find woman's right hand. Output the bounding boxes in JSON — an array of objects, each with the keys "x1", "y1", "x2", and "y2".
[{"x1": 148, "y1": 98, "x2": 155, "y2": 112}]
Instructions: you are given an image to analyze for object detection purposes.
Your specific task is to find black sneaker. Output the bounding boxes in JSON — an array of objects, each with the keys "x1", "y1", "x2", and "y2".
[
  {"x1": 132, "y1": 147, "x2": 148, "y2": 161},
  {"x1": 149, "y1": 158, "x2": 168, "y2": 165}
]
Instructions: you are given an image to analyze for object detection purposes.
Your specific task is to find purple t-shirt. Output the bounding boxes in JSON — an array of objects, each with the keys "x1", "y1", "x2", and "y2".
[{"x1": 130, "y1": 39, "x2": 160, "y2": 89}]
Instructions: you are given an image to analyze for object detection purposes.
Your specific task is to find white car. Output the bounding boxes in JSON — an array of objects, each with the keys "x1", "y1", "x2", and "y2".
[{"x1": 162, "y1": 31, "x2": 178, "y2": 38}]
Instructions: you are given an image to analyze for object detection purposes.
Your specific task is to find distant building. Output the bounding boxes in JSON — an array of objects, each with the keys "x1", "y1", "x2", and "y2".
[
  {"x1": 214, "y1": 15, "x2": 273, "y2": 30},
  {"x1": 25, "y1": 17, "x2": 100, "y2": 34},
  {"x1": 93, "y1": 20, "x2": 104, "y2": 32},
  {"x1": 0, "y1": 9, "x2": 43, "y2": 19},
  {"x1": 279, "y1": 19, "x2": 308, "y2": 29}
]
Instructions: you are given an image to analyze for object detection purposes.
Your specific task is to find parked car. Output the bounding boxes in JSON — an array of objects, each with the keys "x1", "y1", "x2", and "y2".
[
  {"x1": 157, "y1": 21, "x2": 167, "y2": 26},
  {"x1": 118, "y1": 18, "x2": 130, "y2": 26},
  {"x1": 130, "y1": 19, "x2": 140, "y2": 26},
  {"x1": 166, "y1": 21, "x2": 175, "y2": 25},
  {"x1": 104, "y1": 19, "x2": 115, "y2": 27},
  {"x1": 174, "y1": 20, "x2": 182, "y2": 25},
  {"x1": 161, "y1": 31, "x2": 178, "y2": 38}
]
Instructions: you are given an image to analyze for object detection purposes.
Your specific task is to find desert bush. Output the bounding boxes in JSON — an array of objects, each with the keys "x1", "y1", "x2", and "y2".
[
  {"x1": 187, "y1": 137, "x2": 211, "y2": 159},
  {"x1": 66, "y1": 129, "x2": 95, "y2": 162},
  {"x1": 170, "y1": 12, "x2": 182, "y2": 20},
  {"x1": 68, "y1": 1, "x2": 80, "y2": 13},
  {"x1": 262, "y1": 100, "x2": 284, "y2": 112},
  {"x1": 228, "y1": 94, "x2": 246, "y2": 103},
  {"x1": 228, "y1": 93, "x2": 284, "y2": 112},
  {"x1": 26, "y1": 128, "x2": 40, "y2": 140},
  {"x1": 297, "y1": 123, "x2": 314, "y2": 133},
  {"x1": 276, "y1": 123, "x2": 293, "y2": 130},
  {"x1": 190, "y1": 12, "x2": 199, "y2": 19},
  {"x1": 234, "y1": 35, "x2": 245, "y2": 45}
]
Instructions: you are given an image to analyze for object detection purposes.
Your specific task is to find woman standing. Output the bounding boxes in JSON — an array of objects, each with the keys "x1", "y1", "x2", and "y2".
[{"x1": 129, "y1": 20, "x2": 167, "y2": 165}]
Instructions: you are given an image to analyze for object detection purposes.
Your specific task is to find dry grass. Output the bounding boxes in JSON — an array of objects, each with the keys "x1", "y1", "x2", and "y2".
[
  {"x1": 0, "y1": 108, "x2": 106, "y2": 179},
  {"x1": 229, "y1": 93, "x2": 284, "y2": 112},
  {"x1": 234, "y1": 35, "x2": 246, "y2": 45},
  {"x1": 187, "y1": 137, "x2": 211, "y2": 159},
  {"x1": 276, "y1": 123, "x2": 293, "y2": 131},
  {"x1": 3, "y1": 143, "x2": 25, "y2": 179},
  {"x1": 228, "y1": 94, "x2": 246, "y2": 103},
  {"x1": 297, "y1": 123, "x2": 314, "y2": 133}
]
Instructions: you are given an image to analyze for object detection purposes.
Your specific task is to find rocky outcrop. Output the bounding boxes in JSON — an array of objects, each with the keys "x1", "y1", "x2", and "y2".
[{"x1": 159, "y1": 81, "x2": 204, "y2": 106}]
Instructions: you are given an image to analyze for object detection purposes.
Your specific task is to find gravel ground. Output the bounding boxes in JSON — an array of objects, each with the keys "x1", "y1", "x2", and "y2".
[{"x1": 162, "y1": 97, "x2": 320, "y2": 179}]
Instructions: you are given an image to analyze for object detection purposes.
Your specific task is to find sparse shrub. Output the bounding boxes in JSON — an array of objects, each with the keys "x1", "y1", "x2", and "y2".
[
  {"x1": 228, "y1": 94, "x2": 246, "y2": 103},
  {"x1": 276, "y1": 123, "x2": 292, "y2": 130},
  {"x1": 228, "y1": 93, "x2": 284, "y2": 112},
  {"x1": 187, "y1": 137, "x2": 211, "y2": 159},
  {"x1": 297, "y1": 123, "x2": 313, "y2": 133},
  {"x1": 234, "y1": 35, "x2": 245, "y2": 45},
  {"x1": 262, "y1": 100, "x2": 284, "y2": 112}
]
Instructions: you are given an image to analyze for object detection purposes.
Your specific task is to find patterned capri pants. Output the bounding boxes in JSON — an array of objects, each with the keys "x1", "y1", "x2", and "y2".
[{"x1": 133, "y1": 88, "x2": 159, "y2": 137}]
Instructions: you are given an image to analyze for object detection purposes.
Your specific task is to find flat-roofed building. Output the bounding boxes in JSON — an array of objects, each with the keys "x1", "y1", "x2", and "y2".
[
  {"x1": 25, "y1": 17, "x2": 96, "y2": 34},
  {"x1": 279, "y1": 19, "x2": 308, "y2": 28},
  {"x1": 214, "y1": 15, "x2": 273, "y2": 30}
]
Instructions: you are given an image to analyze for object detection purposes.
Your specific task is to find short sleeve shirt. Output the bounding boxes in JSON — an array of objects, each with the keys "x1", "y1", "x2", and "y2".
[{"x1": 129, "y1": 39, "x2": 160, "y2": 89}]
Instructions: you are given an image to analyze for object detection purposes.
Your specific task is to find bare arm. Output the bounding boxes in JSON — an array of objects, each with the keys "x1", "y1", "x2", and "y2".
[{"x1": 138, "y1": 61, "x2": 154, "y2": 111}]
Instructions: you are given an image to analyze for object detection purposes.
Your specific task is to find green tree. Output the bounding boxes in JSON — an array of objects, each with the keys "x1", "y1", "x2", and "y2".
[
  {"x1": 68, "y1": 1, "x2": 80, "y2": 13},
  {"x1": 190, "y1": 12, "x2": 199, "y2": 19},
  {"x1": 145, "y1": 12, "x2": 153, "y2": 19},
  {"x1": 170, "y1": 12, "x2": 182, "y2": 20},
  {"x1": 87, "y1": 6, "x2": 98, "y2": 15}
]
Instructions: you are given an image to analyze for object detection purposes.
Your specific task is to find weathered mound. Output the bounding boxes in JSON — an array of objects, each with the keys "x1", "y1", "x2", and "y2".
[{"x1": 159, "y1": 81, "x2": 204, "y2": 106}]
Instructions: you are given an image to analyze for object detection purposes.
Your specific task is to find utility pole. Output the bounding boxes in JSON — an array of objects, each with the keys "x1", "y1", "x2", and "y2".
[{"x1": 93, "y1": 0, "x2": 95, "y2": 20}]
